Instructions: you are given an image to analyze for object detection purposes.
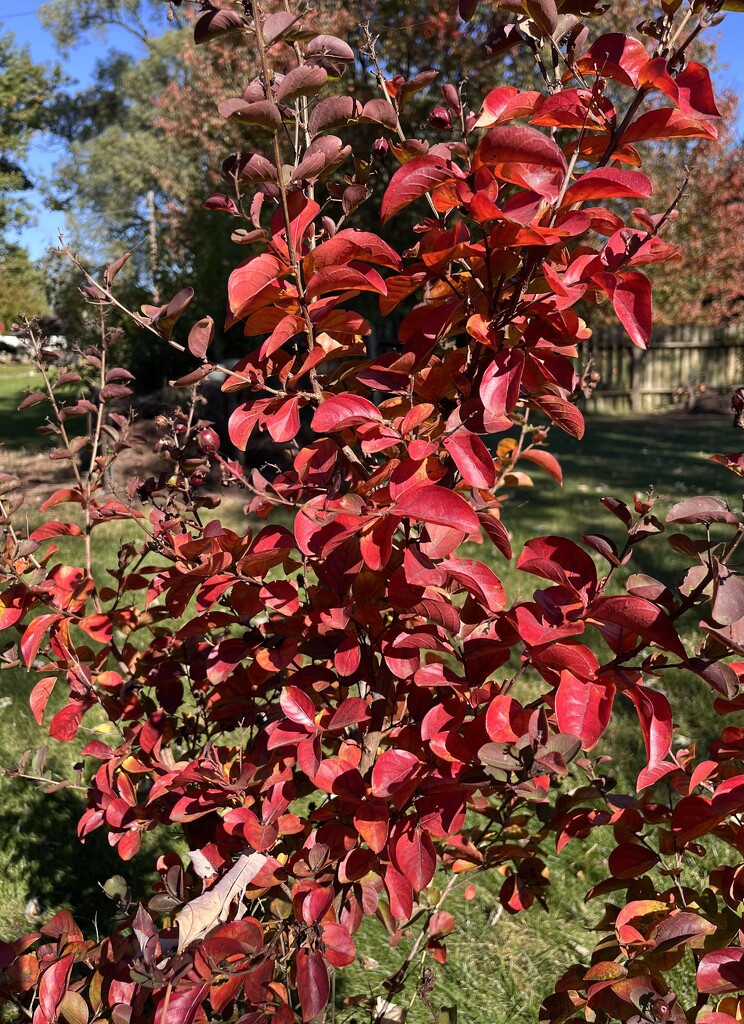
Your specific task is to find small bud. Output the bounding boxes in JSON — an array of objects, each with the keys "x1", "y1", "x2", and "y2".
[
  {"x1": 197, "y1": 427, "x2": 220, "y2": 454},
  {"x1": 371, "y1": 137, "x2": 389, "y2": 160},
  {"x1": 441, "y1": 84, "x2": 461, "y2": 115},
  {"x1": 428, "y1": 106, "x2": 453, "y2": 131}
]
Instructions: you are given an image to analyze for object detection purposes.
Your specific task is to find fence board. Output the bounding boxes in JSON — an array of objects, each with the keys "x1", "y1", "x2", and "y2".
[
  {"x1": 581, "y1": 323, "x2": 744, "y2": 414},
  {"x1": 368, "y1": 321, "x2": 744, "y2": 415}
]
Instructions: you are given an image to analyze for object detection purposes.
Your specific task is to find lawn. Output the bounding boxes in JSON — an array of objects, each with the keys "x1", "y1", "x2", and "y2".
[{"x1": 1, "y1": 358, "x2": 742, "y2": 1021}]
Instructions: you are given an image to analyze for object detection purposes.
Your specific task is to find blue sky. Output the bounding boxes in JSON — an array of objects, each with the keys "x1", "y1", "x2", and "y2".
[{"x1": 3, "y1": 2, "x2": 744, "y2": 260}]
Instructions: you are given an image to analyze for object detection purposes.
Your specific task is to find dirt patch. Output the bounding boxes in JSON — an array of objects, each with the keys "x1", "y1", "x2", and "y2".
[{"x1": 0, "y1": 419, "x2": 167, "y2": 511}]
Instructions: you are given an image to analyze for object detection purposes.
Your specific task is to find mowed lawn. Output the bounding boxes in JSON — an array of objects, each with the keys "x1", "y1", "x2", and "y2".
[{"x1": 1, "y1": 358, "x2": 743, "y2": 1022}]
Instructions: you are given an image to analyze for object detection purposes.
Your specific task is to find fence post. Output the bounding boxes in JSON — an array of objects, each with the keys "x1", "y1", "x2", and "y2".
[{"x1": 631, "y1": 345, "x2": 643, "y2": 413}]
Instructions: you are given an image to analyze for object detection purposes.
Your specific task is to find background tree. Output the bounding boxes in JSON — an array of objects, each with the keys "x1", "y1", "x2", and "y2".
[
  {"x1": 0, "y1": 30, "x2": 59, "y2": 241},
  {"x1": 0, "y1": 245, "x2": 49, "y2": 330},
  {"x1": 29, "y1": 0, "x2": 744, "y2": 371}
]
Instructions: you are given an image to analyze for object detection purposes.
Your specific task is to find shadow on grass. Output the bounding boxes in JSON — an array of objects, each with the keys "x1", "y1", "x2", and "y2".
[{"x1": 0, "y1": 784, "x2": 161, "y2": 939}]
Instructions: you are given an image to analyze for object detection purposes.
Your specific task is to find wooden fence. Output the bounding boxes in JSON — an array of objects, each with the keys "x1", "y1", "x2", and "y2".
[
  {"x1": 369, "y1": 320, "x2": 744, "y2": 414},
  {"x1": 580, "y1": 323, "x2": 744, "y2": 414}
]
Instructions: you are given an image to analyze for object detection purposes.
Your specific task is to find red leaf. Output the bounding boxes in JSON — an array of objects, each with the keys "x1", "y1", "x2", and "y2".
[
  {"x1": 384, "y1": 863, "x2": 414, "y2": 920},
  {"x1": 480, "y1": 351, "x2": 524, "y2": 422},
  {"x1": 296, "y1": 949, "x2": 330, "y2": 1022},
  {"x1": 473, "y1": 125, "x2": 567, "y2": 202},
  {"x1": 575, "y1": 34, "x2": 650, "y2": 88},
  {"x1": 306, "y1": 229, "x2": 401, "y2": 273},
  {"x1": 675, "y1": 61, "x2": 721, "y2": 118},
  {"x1": 474, "y1": 87, "x2": 540, "y2": 128},
  {"x1": 622, "y1": 681, "x2": 673, "y2": 789},
  {"x1": 328, "y1": 697, "x2": 369, "y2": 730},
  {"x1": 304, "y1": 264, "x2": 388, "y2": 299},
  {"x1": 371, "y1": 749, "x2": 423, "y2": 799},
  {"x1": 561, "y1": 168, "x2": 652, "y2": 205},
  {"x1": 444, "y1": 430, "x2": 496, "y2": 489},
  {"x1": 478, "y1": 511, "x2": 512, "y2": 560},
  {"x1": 39, "y1": 488, "x2": 85, "y2": 512},
  {"x1": 311, "y1": 394, "x2": 382, "y2": 432},
  {"x1": 394, "y1": 485, "x2": 480, "y2": 534},
  {"x1": 154, "y1": 983, "x2": 210, "y2": 1024},
  {"x1": 333, "y1": 637, "x2": 361, "y2": 678},
  {"x1": 524, "y1": 0, "x2": 558, "y2": 35},
  {"x1": 667, "y1": 496, "x2": 738, "y2": 526},
  {"x1": 30, "y1": 677, "x2": 56, "y2": 725},
  {"x1": 78, "y1": 613, "x2": 114, "y2": 644},
  {"x1": 623, "y1": 107, "x2": 718, "y2": 144},
  {"x1": 280, "y1": 686, "x2": 316, "y2": 730},
  {"x1": 520, "y1": 448, "x2": 562, "y2": 485},
  {"x1": 320, "y1": 923, "x2": 356, "y2": 968},
  {"x1": 607, "y1": 842, "x2": 659, "y2": 879},
  {"x1": 555, "y1": 672, "x2": 615, "y2": 749},
  {"x1": 194, "y1": 8, "x2": 243, "y2": 44},
  {"x1": 654, "y1": 911, "x2": 716, "y2": 951},
  {"x1": 589, "y1": 595, "x2": 686, "y2": 658},
  {"x1": 265, "y1": 396, "x2": 302, "y2": 443},
  {"x1": 227, "y1": 253, "x2": 286, "y2": 323},
  {"x1": 29, "y1": 521, "x2": 83, "y2": 541},
  {"x1": 698, "y1": 949, "x2": 744, "y2": 995},
  {"x1": 21, "y1": 614, "x2": 61, "y2": 667},
  {"x1": 532, "y1": 395, "x2": 584, "y2": 438},
  {"x1": 440, "y1": 557, "x2": 506, "y2": 613},
  {"x1": 38, "y1": 954, "x2": 74, "y2": 1022},
  {"x1": 393, "y1": 825, "x2": 436, "y2": 891},
  {"x1": 50, "y1": 700, "x2": 90, "y2": 742},
  {"x1": 485, "y1": 695, "x2": 527, "y2": 743},
  {"x1": 354, "y1": 802, "x2": 389, "y2": 853},
  {"x1": 594, "y1": 271, "x2": 652, "y2": 349},
  {"x1": 381, "y1": 156, "x2": 458, "y2": 223},
  {"x1": 517, "y1": 535, "x2": 597, "y2": 596},
  {"x1": 188, "y1": 316, "x2": 215, "y2": 359}
]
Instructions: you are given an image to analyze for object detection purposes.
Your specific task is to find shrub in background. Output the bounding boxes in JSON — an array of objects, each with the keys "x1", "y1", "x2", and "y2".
[{"x1": 2, "y1": 1, "x2": 744, "y2": 1022}]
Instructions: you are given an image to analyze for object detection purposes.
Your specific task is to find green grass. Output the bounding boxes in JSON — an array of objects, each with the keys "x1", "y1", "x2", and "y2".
[
  {"x1": 0, "y1": 362, "x2": 89, "y2": 451},
  {"x1": 1, "y1": 397, "x2": 742, "y2": 1020},
  {"x1": 0, "y1": 363, "x2": 56, "y2": 449}
]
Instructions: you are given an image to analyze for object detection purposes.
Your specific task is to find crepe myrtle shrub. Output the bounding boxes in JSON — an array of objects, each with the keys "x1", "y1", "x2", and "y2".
[{"x1": 3, "y1": 1, "x2": 744, "y2": 1021}]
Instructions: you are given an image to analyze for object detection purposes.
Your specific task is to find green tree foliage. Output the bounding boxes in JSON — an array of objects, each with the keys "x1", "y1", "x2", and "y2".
[
  {"x1": 0, "y1": 30, "x2": 60, "y2": 241},
  {"x1": 0, "y1": 245, "x2": 49, "y2": 330}
]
